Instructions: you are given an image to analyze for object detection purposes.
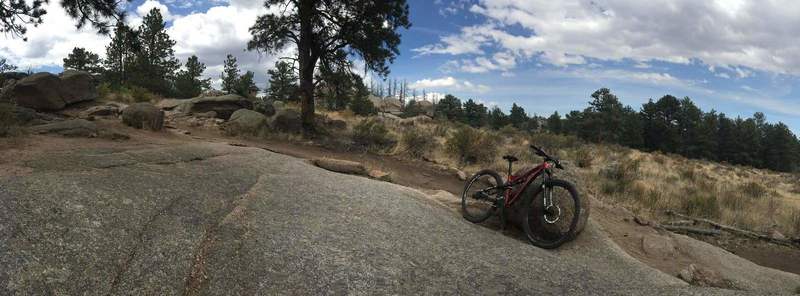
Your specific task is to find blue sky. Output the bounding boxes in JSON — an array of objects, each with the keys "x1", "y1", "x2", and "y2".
[{"x1": 2, "y1": 0, "x2": 800, "y2": 133}]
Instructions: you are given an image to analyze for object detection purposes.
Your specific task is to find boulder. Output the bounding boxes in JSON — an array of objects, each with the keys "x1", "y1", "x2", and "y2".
[
  {"x1": 8, "y1": 72, "x2": 66, "y2": 111},
  {"x1": 177, "y1": 94, "x2": 253, "y2": 119},
  {"x1": 313, "y1": 158, "x2": 367, "y2": 176},
  {"x1": 59, "y1": 70, "x2": 97, "y2": 104},
  {"x1": 29, "y1": 119, "x2": 98, "y2": 137},
  {"x1": 254, "y1": 100, "x2": 275, "y2": 117},
  {"x1": 195, "y1": 111, "x2": 218, "y2": 118},
  {"x1": 122, "y1": 103, "x2": 164, "y2": 131},
  {"x1": 677, "y1": 264, "x2": 732, "y2": 288},
  {"x1": 225, "y1": 109, "x2": 267, "y2": 136},
  {"x1": 271, "y1": 108, "x2": 302, "y2": 132}
]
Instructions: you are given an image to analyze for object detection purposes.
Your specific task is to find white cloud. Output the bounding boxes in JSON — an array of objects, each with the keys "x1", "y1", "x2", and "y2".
[
  {"x1": 0, "y1": 0, "x2": 288, "y2": 91},
  {"x1": 418, "y1": 0, "x2": 800, "y2": 75},
  {"x1": 410, "y1": 76, "x2": 490, "y2": 93}
]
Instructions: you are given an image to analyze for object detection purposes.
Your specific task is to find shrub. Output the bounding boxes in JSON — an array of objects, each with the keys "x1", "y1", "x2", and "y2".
[
  {"x1": 574, "y1": 147, "x2": 594, "y2": 168},
  {"x1": 682, "y1": 193, "x2": 720, "y2": 218},
  {"x1": 602, "y1": 157, "x2": 641, "y2": 187},
  {"x1": 130, "y1": 85, "x2": 156, "y2": 102},
  {"x1": 445, "y1": 126, "x2": 497, "y2": 165},
  {"x1": 352, "y1": 119, "x2": 395, "y2": 149},
  {"x1": 740, "y1": 181, "x2": 767, "y2": 199},
  {"x1": 791, "y1": 209, "x2": 800, "y2": 237},
  {"x1": 350, "y1": 94, "x2": 376, "y2": 116},
  {"x1": 0, "y1": 101, "x2": 17, "y2": 137},
  {"x1": 97, "y1": 82, "x2": 113, "y2": 100},
  {"x1": 400, "y1": 127, "x2": 436, "y2": 159}
]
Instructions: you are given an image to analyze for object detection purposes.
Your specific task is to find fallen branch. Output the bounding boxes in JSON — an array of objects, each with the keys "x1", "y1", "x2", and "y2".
[
  {"x1": 665, "y1": 210, "x2": 798, "y2": 247},
  {"x1": 660, "y1": 225, "x2": 720, "y2": 236},
  {"x1": 662, "y1": 220, "x2": 695, "y2": 226}
]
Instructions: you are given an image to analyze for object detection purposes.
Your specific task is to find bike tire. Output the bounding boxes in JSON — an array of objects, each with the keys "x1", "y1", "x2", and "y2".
[
  {"x1": 461, "y1": 169, "x2": 503, "y2": 223},
  {"x1": 521, "y1": 179, "x2": 581, "y2": 249}
]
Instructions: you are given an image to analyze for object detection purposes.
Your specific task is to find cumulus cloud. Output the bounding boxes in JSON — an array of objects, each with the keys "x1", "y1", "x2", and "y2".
[
  {"x1": 410, "y1": 76, "x2": 490, "y2": 93},
  {"x1": 0, "y1": 0, "x2": 288, "y2": 90},
  {"x1": 418, "y1": 0, "x2": 800, "y2": 75}
]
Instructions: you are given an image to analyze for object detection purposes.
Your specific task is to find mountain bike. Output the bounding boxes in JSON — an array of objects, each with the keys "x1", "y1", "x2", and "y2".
[{"x1": 461, "y1": 145, "x2": 582, "y2": 249}]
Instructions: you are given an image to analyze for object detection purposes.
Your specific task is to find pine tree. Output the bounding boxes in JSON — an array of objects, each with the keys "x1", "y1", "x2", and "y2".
[
  {"x1": 462, "y1": 99, "x2": 487, "y2": 127},
  {"x1": 237, "y1": 71, "x2": 258, "y2": 98},
  {"x1": 489, "y1": 106, "x2": 508, "y2": 129},
  {"x1": 267, "y1": 60, "x2": 298, "y2": 102},
  {"x1": 547, "y1": 111, "x2": 562, "y2": 134},
  {"x1": 508, "y1": 103, "x2": 528, "y2": 129},
  {"x1": 350, "y1": 80, "x2": 376, "y2": 116},
  {"x1": 247, "y1": 0, "x2": 410, "y2": 131},
  {"x1": 174, "y1": 55, "x2": 210, "y2": 98},
  {"x1": 434, "y1": 94, "x2": 463, "y2": 121},
  {"x1": 104, "y1": 22, "x2": 139, "y2": 87},
  {"x1": 63, "y1": 47, "x2": 103, "y2": 75},
  {"x1": 221, "y1": 55, "x2": 239, "y2": 94},
  {"x1": 130, "y1": 8, "x2": 178, "y2": 95}
]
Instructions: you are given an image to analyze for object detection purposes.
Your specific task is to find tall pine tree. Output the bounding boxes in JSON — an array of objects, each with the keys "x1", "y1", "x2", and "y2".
[
  {"x1": 220, "y1": 54, "x2": 240, "y2": 94},
  {"x1": 63, "y1": 47, "x2": 103, "y2": 75},
  {"x1": 267, "y1": 60, "x2": 298, "y2": 102},
  {"x1": 174, "y1": 55, "x2": 211, "y2": 98},
  {"x1": 131, "y1": 8, "x2": 179, "y2": 95}
]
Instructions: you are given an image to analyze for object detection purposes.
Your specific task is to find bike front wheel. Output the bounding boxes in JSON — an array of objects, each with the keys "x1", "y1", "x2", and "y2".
[
  {"x1": 521, "y1": 179, "x2": 581, "y2": 249},
  {"x1": 461, "y1": 169, "x2": 503, "y2": 223}
]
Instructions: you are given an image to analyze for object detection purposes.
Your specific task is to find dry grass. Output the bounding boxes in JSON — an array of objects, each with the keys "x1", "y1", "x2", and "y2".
[
  {"x1": 310, "y1": 108, "x2": 800, "y2": 236},
  {"x1": 399, "y1": 126, "x2": 436, "y2": 159}
]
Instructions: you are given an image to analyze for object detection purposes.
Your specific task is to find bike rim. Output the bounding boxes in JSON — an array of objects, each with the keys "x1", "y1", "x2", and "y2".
[
  {"x1": 526, "y1": 184, "x2": 577, "y2": 245},
  {"x1": 462, "y1": 174, "x2": 498, "y2": 219}
]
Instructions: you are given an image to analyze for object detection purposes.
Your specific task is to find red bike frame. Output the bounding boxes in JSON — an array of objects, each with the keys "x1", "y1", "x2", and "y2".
[{"x1": 502, "y1": 161, "x2": 553, "y2": 208}]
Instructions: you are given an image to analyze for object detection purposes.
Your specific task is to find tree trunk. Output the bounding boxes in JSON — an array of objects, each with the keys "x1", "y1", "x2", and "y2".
[{"x1": 298, "y1": 0, "x2": 316, "y2": 133}]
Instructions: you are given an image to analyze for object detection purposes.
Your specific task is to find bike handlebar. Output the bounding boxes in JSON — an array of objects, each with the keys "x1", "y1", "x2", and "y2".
[{"x1": 530, "y1": 145, "x2": 564, "y2": 169}]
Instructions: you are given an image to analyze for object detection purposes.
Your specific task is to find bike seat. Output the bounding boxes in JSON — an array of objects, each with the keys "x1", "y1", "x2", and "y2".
[{"x1": 502, "y1": 155, "x2": 519, "y2": 163}]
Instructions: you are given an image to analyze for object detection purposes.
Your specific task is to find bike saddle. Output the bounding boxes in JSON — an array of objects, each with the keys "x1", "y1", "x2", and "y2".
[{"x1": 502, "y1": 155, "x2": 519, "y2": 162}]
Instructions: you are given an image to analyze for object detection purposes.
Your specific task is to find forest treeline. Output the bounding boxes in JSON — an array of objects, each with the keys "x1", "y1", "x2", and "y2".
[
  {"x1": 425, "y1": 88, "x2": 800, "y2": 173},
  {"x1": 2, "y1": 7, "x2": 798, "y2": 172}
]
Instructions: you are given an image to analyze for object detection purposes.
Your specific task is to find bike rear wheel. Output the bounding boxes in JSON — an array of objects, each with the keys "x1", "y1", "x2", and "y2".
[
  {"x1": 522, "y1": 179, "x2": 581, "y2": 249},
  {"x1": 461, "y1": 169, "x2": 503, "y2": 223}
]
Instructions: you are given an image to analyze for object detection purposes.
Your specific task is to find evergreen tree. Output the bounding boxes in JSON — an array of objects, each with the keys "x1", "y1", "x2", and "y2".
[
  {"x1": 508, "y1": 103, "x2": 528, "y2": 129},
  {"x1": 546, "y1": 111, "x2": 562, "y2": 134},
  {"x1": 434, "y1": 94, "x2": 463, "y2": 121},
  {"x1": 350, "y1": 81, "x2": 376, "y2": 116},
  {"x1": 267, "y1": 60, "x2": 298, "y2": 102},
  {"x1": 317, "y1": 66, "x2": 353, "y2": 110},
  {"x1": 131, "y1": 8, "x2": 179, "y2": 95},
  {"x1": 247, "y1": 0, "x2": 410, "y2": 131},
  {"x1": 104, "y1": 22, "x2": 139, "y2": 87},
  {"x1": 174, "y1": 55, "x2": 210, "y2": 98},
  {"x1": 583, "y1": 88, "x2": 626, "y2": 143},
  {"x1": 462, "y1": 99, "x2": 487, "y2": 127},
  {"x1": 237, "y1": 71, "x2": 258, "y2": 98},
  {"x1": 488, "y1": 106, "x2": 508, "y2": 129},
  {"x1": 221, "y1": 54, "x2": 240, "y2": 94},
  {"x1": 2, "y1": 0, "x2": 123, "y2": 39},
  {"x1": 63, "y1": 47, "x2": 103, "y2": 75},
  {"x1": 403, "y1": 99, "x2": 424, "y2": 117}
]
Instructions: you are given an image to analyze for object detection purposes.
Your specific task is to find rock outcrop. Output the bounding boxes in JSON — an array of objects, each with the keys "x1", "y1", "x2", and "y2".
[
  {"x1": 59, "y1": 70, "x2": 97, "y2": 105},
  {"x1": 7, "y1": 73, "x2": 66, "y2": 111},
  {"x1": 1, "y1": 71, "x2": 97, "y2": 111},
  {"x1": 29, "y1": 119, "x2": 98, "y2": 137},
  {"x1": 122, "y1": 103, "x2": 164, "y2": 131},
  {"x1": 176, "y1": 94, "x2": 253, "y2": 119}
]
